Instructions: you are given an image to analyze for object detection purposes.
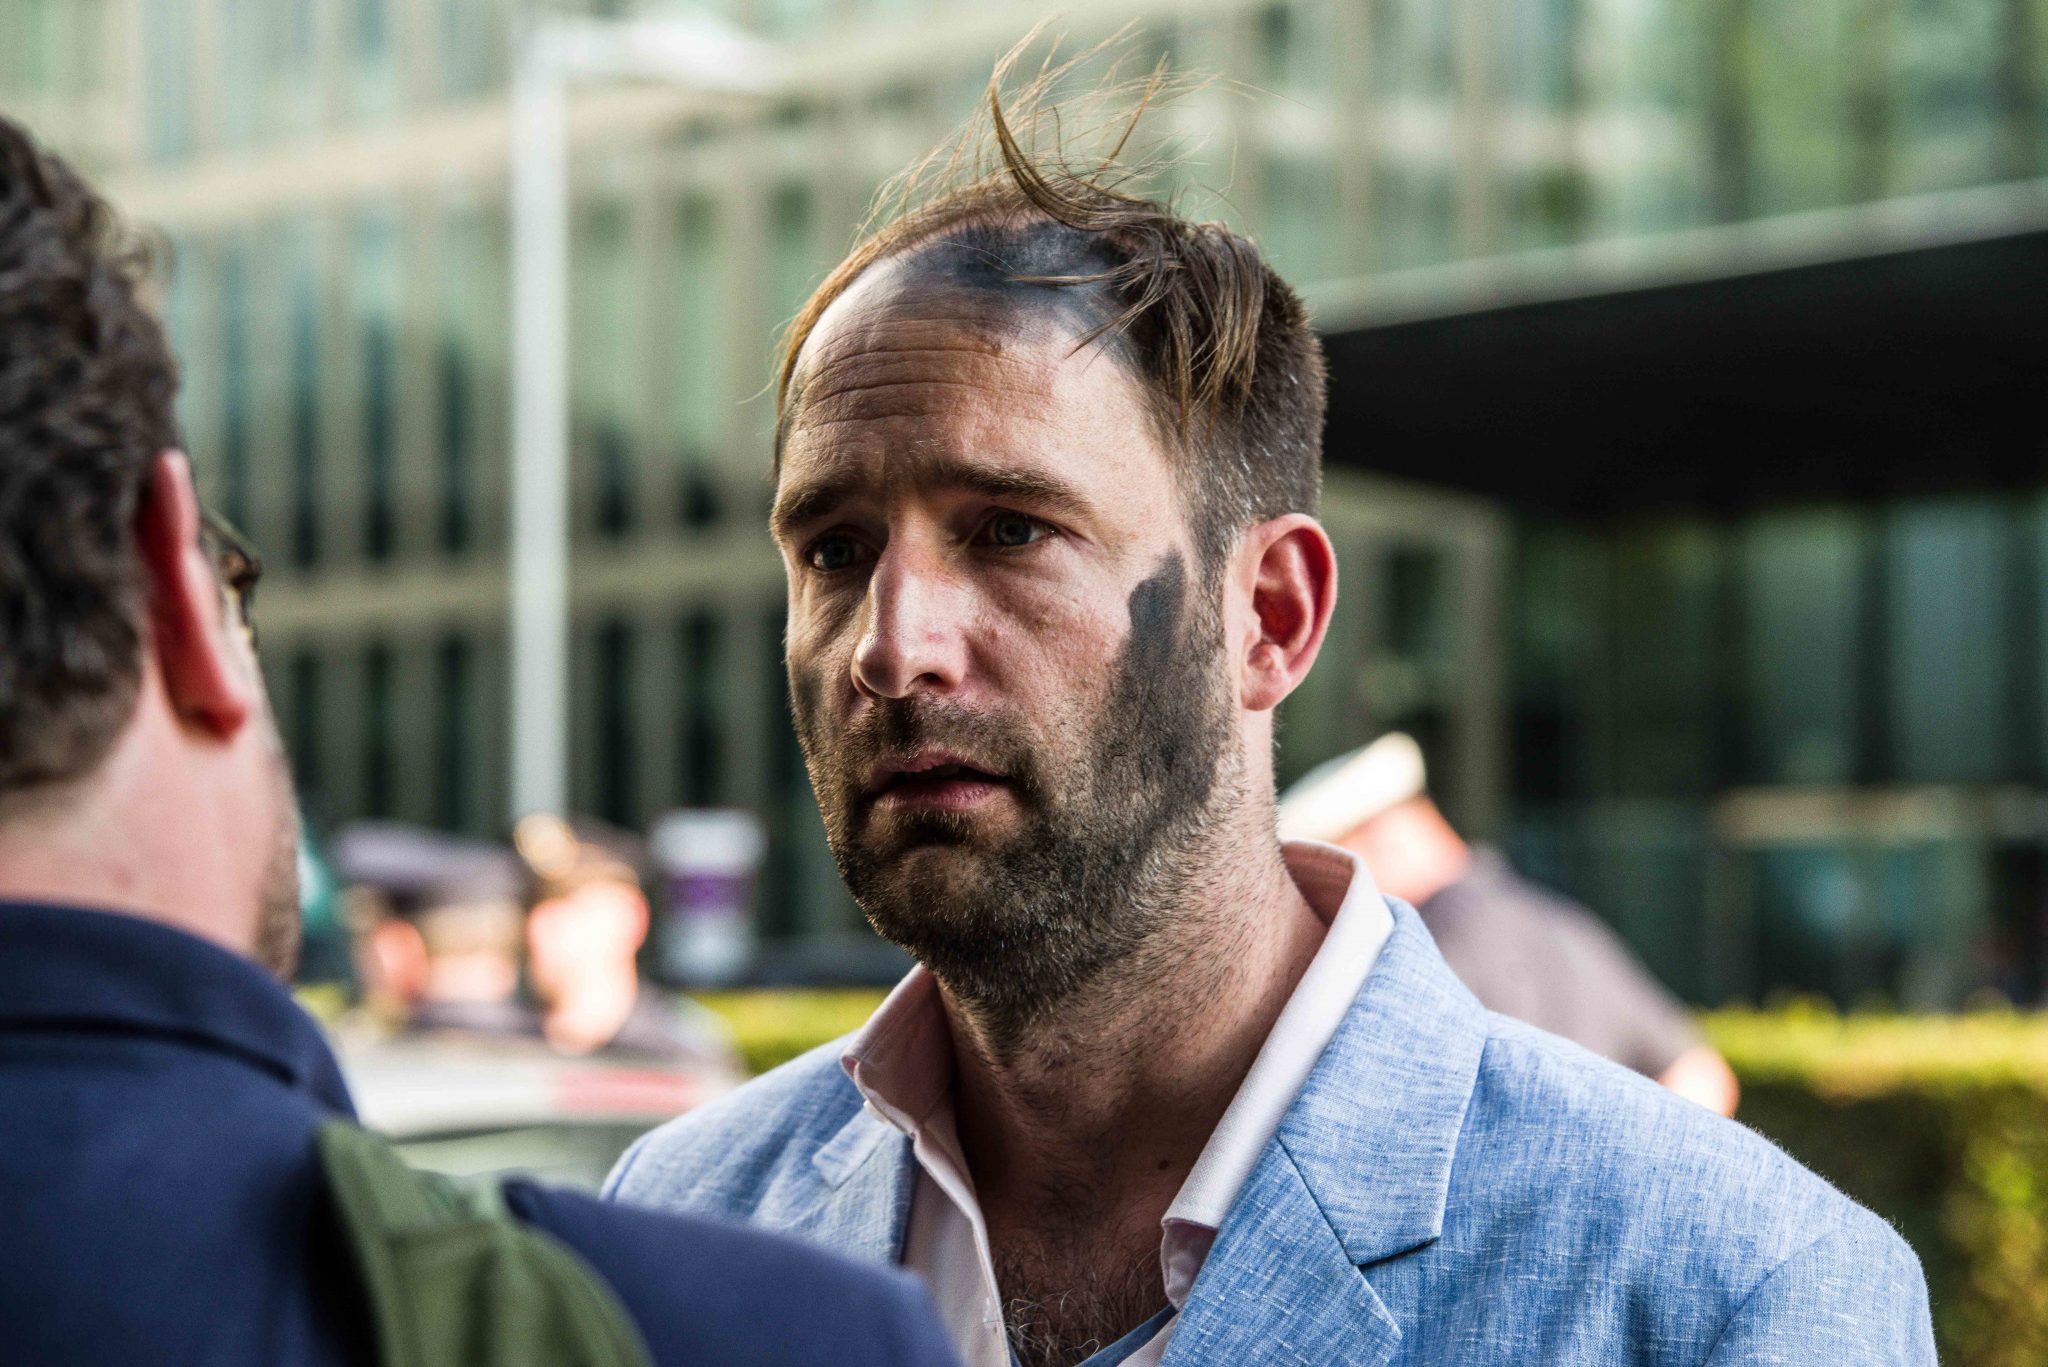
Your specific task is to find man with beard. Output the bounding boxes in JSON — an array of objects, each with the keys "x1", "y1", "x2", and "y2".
[
  {"x1": 0, "y1": 116, "x2": 957, "y2": 1367},
  {"x1": 609, "y1": 57, "x2": 1933, "y2": 1367}
]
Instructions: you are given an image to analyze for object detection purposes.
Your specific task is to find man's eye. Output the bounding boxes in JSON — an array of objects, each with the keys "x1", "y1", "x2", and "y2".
[
  {"x1": 805, "y1": 534, "x2": 870, "y2": 572},
  {"x1": 980, "y1": 512, "x2": 1050, "y2": 549}
]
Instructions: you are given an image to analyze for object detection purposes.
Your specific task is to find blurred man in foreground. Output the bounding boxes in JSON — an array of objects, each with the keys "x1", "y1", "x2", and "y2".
[
  {"x1": 0, "y1": 115, "x2": 956, "y2": 1367},
  {"x1": 607, "y1": 49, "x2": 1932, "y2": 1367},
  {"x1": 1282, "y1": 733, "x2": 1741, "y2": 1115}
]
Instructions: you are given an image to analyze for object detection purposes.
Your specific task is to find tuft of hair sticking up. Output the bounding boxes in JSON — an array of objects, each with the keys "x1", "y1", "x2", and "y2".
[{"x1": 773, "y1": 27, "x2": 1326, "y2": 565}]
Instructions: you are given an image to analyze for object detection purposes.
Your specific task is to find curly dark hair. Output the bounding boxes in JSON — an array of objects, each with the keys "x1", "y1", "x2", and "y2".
[{"x1": 0, "y1": 115, "x2": 182, "y2": 799}]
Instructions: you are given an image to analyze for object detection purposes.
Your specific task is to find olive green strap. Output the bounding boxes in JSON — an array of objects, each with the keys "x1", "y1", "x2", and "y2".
[{"x1": 318, "y1": 1120, "x2": 654, "y2": 1367}]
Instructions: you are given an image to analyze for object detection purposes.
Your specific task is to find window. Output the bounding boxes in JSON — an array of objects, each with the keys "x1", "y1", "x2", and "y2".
[
  {"x1": 364, "y1": 641, "x2": 394, "y2": 818},
  {"x1": 356, "y1": 0, "x2": 387, "y2": 58},
  {"x1": 290, "y1": 256, "x2": 321, "y2": 568},
  {"x1": 1886, "y1": 499, "x2": 2013, "y2": 782},
  {"x1": 1738, "y1": 511, "x2": 1866, "y2": 785},
  {"x1": 354, "y1": 215, "x2": 400, "y2": 561},
  {"x1": 363, "y1": 319, "x2": 395, "y2": 560},
  {"x1": 436, "y1": 634, "x2": 474, "y2": 832},
  {"x1": 573, "y1": 196, "x2": 635, "y2": 539},
  {"x1": 437, "y1": 336, "x2": 471, "y2": 553},
  {"x1": 219, "y1": 244, "x2": 252, "y2": 531},
  {"x1": 290, "y1": 648, "x2": 325, "y2": 811},
  {"x1": 596, "y1": 620, "x2": 636, "y2": 826},
  {"x1": 681, "y1": 611, "x2": 725, "y2": 806},
  {"x1": 142, "y1": 0, "x2": 195, "y2": 161},
  {"x1": 674, "y1": 196, "x2": 723, "y2": 528}
]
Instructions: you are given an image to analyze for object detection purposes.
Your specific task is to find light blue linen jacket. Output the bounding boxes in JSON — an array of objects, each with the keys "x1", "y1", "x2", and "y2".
[{"x1": 607, "y1": 901, "x2": 1936, "y2": 1365}]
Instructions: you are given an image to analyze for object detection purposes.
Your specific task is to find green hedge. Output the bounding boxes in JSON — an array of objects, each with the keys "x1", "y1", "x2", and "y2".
[
  {"x1": 698, "y1": 989, "x2": 887, "y2": 1077},
  {"x1": 703, "y1": 992, "x2": 2048, "y2": 1366},
  {"x1": 1704, "y1": 1008, "x2": 2048, "y2": 1367}
]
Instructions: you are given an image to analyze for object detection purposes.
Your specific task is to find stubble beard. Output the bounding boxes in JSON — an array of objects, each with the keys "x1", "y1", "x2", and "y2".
[{"x1": 794, "y1": 552, "x2": 1241, "y2": 1045}]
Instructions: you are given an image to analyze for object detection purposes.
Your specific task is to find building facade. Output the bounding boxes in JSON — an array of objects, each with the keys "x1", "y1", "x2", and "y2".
[{"x1": 3, "y1": 0, "x2": 2042, "y2": 997}]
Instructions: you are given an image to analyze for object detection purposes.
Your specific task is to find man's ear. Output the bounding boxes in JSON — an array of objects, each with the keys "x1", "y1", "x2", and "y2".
[
  {"x1": 136, "y1": 451, "x2": 255, "y2": 737},
  {"x1": 1237, "y1": 514, "x2": 1338, "y2": 714}
]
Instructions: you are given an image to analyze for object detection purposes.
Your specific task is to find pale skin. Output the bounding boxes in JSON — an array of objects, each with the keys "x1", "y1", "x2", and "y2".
[
  {"x1": 774, "y1": 260, "x2": 1340, "y2": 1344},
  {"x1": 0, "y1": 452, "x2": 291, "y2": 969},
  {"x1": 1340, "y1": 796, "x2": 1741, "y2": 1117}
]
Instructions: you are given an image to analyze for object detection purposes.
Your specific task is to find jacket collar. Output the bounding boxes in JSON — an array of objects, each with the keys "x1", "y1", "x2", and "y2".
[
  {"x1": 0, "y1": 900, "x2": 356, "y2": 1117},
  {"x1": 806, "y1": 1101, "x2": 917, "y2": 1262},
  {"x1": 1275, "y1": 895, "x2": 1486, "y2": 1264},
  {"x1": 1166, "y1": 898, "x2": 1487, "y2": 1364}
]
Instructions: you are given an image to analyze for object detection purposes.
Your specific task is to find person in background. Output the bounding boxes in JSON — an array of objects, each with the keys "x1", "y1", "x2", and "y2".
[
  {"x1": 1281, "y1": 732, "x2": 1741, "y2": 1115},
  {"x1": 332, "y1": 821, "x2": 541, "y2": 1040},
  {"x1": 516, "y1": 812, "x2": 739, "y2": 1072},
  {"x1": 0, "y1": 113, "x2": 958, "y2": 1367}
]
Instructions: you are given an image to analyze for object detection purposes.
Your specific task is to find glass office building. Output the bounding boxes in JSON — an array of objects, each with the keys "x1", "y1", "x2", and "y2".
[{"x1": 4, "y1": 0, "x2": 2042, "y2": 999}]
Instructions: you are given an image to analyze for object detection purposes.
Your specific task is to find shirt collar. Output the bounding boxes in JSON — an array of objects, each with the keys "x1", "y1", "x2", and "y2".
[
  {"x1": 841, "y1": 959, "x2": 953, "y2": 1135},
  {"x1": 1162, "y1": 840, "x2": 1390, "y2": 1234},
  {"x1": 0, "y1": 900, "x2": 356, "y2": 1117}
]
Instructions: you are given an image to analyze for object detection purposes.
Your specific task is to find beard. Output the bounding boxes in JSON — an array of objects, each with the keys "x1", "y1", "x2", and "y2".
[
  {"x1": 793, "y1": 550, "x2": 1240, "y2": 1039},
  {"x1": 250, "y1": 707, "x2": 304, "y2": 980}
]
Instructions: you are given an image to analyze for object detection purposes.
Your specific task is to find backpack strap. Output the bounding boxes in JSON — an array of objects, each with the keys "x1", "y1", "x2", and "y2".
[{"x1": 318, "y1": 1119, "x2": 654, "y2": 1367}]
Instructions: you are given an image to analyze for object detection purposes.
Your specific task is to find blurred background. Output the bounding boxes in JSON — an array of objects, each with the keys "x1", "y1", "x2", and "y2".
[{"x1": 4, "y1": 0, "x2": 2046, "y2": 1359}]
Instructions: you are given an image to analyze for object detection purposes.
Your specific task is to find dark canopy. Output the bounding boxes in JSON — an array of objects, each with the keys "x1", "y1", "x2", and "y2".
[{"x1": 1319, "y1": 213, "x2": 2048, "y2": 517}]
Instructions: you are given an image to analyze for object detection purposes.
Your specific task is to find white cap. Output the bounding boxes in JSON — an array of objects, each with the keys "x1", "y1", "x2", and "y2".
[{"x1": 1278, "y1": 732, "x2": 1427, "y2": 843}]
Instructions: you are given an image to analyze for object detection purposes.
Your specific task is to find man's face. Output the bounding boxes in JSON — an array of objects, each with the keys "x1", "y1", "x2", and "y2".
[{"x1": 773, "y1": 261, "x2": 1243, "y2": 1027}]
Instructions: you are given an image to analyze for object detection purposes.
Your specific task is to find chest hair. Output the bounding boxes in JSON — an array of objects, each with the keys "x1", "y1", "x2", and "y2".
[{"x1": 995, "y1": 1222, "x2": 1168, "y2": 1367}]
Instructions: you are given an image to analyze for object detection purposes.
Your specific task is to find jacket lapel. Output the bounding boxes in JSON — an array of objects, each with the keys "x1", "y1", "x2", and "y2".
[
  {"x1": 1165, "y1": 1141, "x2": 1403, "y2": 1366},
  {"x1": 756, "y1": 1101, "x2": 915, "y2": 1266},
  {"x1": 1167, "y1": 901, "x2": 1489, "y2": 1365}
]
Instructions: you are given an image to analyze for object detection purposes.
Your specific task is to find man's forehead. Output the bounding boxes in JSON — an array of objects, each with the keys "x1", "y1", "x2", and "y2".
[
  {"x1": 792, "y1": 274, "x2": 1068, "y2": 398},
  {"x1": 780, "y1": 273, "x2": 1141, "y2": 469}
]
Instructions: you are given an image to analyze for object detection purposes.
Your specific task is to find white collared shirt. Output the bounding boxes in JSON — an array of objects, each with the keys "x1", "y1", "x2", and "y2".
[{"x1": 840, "y1": 841, "x2": 1394, "y2": 1367}]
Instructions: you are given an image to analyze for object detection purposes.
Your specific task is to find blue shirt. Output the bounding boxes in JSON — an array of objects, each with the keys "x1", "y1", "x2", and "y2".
[{"x1": 0, "y1": 901, "x2": 959, "y2": 1367}]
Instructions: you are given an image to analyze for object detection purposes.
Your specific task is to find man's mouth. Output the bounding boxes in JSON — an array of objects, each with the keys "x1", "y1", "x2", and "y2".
[{"x1": 865, "y1": 752, "x2": 1012, "y2": 814}]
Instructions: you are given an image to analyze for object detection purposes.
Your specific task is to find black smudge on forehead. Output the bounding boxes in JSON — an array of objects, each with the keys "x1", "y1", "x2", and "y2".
[
  {"x1": 887, "y1": 218, "x2": 1136, "y2": 364},
  {"x1": 778, "y1": 219, "x2": 1145, "y2": 464}
]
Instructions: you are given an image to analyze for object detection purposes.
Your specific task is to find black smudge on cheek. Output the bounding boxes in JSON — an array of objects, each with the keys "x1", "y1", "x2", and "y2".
[
  {"x1": 1099, "y1": 548, "x2": 1226, "y2": 815},
  {"x1": 1121, "y1": 550, "x2": 1187, "y2": 684}
]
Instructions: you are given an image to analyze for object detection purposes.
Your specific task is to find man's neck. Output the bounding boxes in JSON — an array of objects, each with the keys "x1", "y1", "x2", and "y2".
[
  {"x1": 0, "y1": 736, "x2": 250, "y2": 961},
  {"x1": 945, "y1": 827, "x2": 1327, "y2": 1228}
]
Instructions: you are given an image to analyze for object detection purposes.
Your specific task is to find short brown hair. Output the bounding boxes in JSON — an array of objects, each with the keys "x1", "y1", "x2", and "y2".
[
  {"x1": 0, "y1": 116, "x2": 181, "y2": 799},
  {"x1": 775, "y1": 37, "x2": 1326, "y2": 564}
]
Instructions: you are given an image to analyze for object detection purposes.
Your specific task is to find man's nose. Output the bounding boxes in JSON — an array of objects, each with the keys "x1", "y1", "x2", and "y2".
[{"x1": 851, "y1": 541, "x2": 970, "y2": 701}]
